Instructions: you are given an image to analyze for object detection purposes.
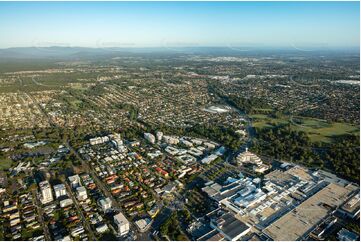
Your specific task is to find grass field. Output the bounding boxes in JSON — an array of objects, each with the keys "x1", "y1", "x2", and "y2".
[
  {"x1": 0, "y1": 158, "x2": 13, "y2": 170},
  {"x1": 251, "y1": 114, "x2": 289, "y2": 129},
  {"x1": 250, "y1": 114, "x2": 359, "y2": 143}
]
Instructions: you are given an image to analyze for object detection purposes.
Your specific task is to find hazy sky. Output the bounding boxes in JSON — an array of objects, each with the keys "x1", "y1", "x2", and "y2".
[{"x1": 0, "y1": 1, "x2": 359, "y2": 49}]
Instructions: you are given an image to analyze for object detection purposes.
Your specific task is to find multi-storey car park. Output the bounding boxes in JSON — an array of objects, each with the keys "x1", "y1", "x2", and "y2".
[{"x1": 200, "y1": 162, "x2": 359, "y2": 241}]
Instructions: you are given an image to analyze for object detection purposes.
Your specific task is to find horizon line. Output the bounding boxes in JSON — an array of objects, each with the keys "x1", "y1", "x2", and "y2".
[{"x1": 1, "y1": 45, "x2": 360, "y2": 50}]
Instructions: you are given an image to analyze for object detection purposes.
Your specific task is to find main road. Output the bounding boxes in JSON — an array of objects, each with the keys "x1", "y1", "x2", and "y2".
[
  {"x1": 31, "y1": 189, "x2": 51, "y2": 241},
  {"x1": 64, "y1": 182, "x2": 96, "y2": 240},
  {"x1": 23, "y1": 88, "x2": 142, "y2": 239},
  {"x1": 64, "y1": 141, "x2": 147, "y2": 240}
]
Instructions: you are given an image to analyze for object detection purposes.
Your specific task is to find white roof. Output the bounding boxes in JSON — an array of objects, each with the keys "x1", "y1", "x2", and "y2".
[
  {"x1": 68, "y1": 175, "x2": 80, "y2": 182},
  {"x1": 53, "y1": 184, "x2": 65, "y2": 190},
  {"x1": 76, "y1": 186, "x2": 86, "y2": 193},
  {"x1": 114, "y1": 212, "x2": 129, "y2": 225},
  {"x1": 99, "y1": 197, "x2": 112, "y2": 206}
]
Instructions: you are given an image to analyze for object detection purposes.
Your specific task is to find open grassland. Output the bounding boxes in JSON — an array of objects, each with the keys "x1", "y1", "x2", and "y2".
[
  {"x1": 0, "y1": 158, "x2": 13, "y2": 170},
  {"x1": 251, "y1": 114, "x2": 359, "y2": 143}
]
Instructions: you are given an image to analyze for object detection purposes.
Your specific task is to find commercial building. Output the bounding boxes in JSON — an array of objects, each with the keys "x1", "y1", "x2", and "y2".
[
  {"x1": 39, "y1": 181, "x2": 53, "y2": 204},
  {"x1": 53, "y1": 184, "x2": 67, "y2": 199},
  {"x1": 209, "y1": 210, "x2": 251, "y2": 241},
  {"x1": 98, "y1": 197, "x2": 112, "y2": 213},
  {"x1": 95, "y1": 223, "x2": 109, "y2": 234},
  {"x1": 135, "y1": 217, "x2": 152, "y2": 232},
  {"x1": 76, "y1": 186, "x2": 88, "y2": 201},
  {"x1": 201, "y1": 154, "x2": 219, "y2": 164},
  {"x1": 337, "y1": 228, "x2": 359, "y2": 241},
  {"x1": 338, "y1": 192, "x2": 360, "y2": 219},
  {"x1": 68, "y1": 175, "x2": 81, "y2": 189},
  {"x1": 253, "y1": 163, "x2": 270, "y2": 173},
  {"x1": 60, "y1": 198, "x2": 73, "y2": 208},
  {"x1": 156, "y1": 131, "x2": 163, "y2": 142},
  {"x1": 114, "y1": 212, "x2": 130, "y2": 236},
  {"x1": 163, "y1": 135, "x2": 179, "y2": 145},
  {"x1": 262, "y1": 183, "x2": 357, "y2": 241},
  {"x1": 236, "y1": 148, "x2": 262, "y2": 166},
  {"x1": 144, "y1": 133, "x2": 156, "y2": 144},
  {"x1": 89, "y1": 136, "x2": 109, "y2": 146}
]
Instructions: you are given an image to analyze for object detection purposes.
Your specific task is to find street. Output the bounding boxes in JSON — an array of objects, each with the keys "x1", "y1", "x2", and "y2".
[
  {"x1": 31, "y1": 189, "x2": 51, "y2": 241},
  {"x1": 64, "y1": 182, "x2": 96, "y2": 240}
]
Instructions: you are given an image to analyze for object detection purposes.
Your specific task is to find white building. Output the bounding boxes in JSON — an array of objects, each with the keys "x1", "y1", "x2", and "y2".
[
  {"x1": 236, "y1": 148, "x2": 262, "y2": 166},
  {"x1": 96, "y1": 223, "x2": 109, "y2": 234},
  {"x1": 234, "y1": 188, "x2": 267, "y2": 208},
  {"x1": 201, "y1": 154, "x2": 219, "y2": 164},
  {"x1": 165, "y1": 146, "x2": 179, "y2": 156},
  {"x1": 253, "y1": 164, "x2": 270, "y2": 173},
  {"x1": 89, "y1": 136, "x2": 109, "y2": 146},
  {"x1": 60, "y1": 198, "x2": 73, "y2": 208},
  {"x1": 188, "y1": 147, "x2": 203, "y2": 157},
  {"x1": 98, "y1": 198, "x2": 112, "y2": 213},
  {"x1": 53, "y1": 184, "x2": 67, "y2": 199},
  {"x1": 156, "y1": 131, "x2": 163, "y2": 142},
  {"x1": 135, "y1": 217, "x2": 152, "y2": 232},
  {"x1": 39, "y1": 181, "x2": 53, "y2": 204},
  {"x1": 180, "y1": 139, "x2": 193, "y2": 147},
  {"x1": 114, "y1": 212, "x2": 130, "y2": 236},
  {"x1": 204, "y1": 142, "x2": 216, "y2": 150},
  {"x1": 76, "y1": 186, "x2": 88, "y2": 201},
  {"x1": 144, "y1": 133, "x2": 156, "y2": 144},
  {"x1": 163, "y1": 135, "x2": 179, "y2": 145},
  {"x1": 68, "y1": 175, "x2": 81, "y2": 189}
]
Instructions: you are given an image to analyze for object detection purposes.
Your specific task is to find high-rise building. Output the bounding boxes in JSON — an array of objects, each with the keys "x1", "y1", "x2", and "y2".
[
  {"x1": 76, "y1": 186, "x2": 88, "y2": 201},
  {"x1": 53, "y1": 184, "x2": 67, "y2": 199},
  {"x1": 114, "y1": 212, "x2": 130, "y2": 236},
  {"x1": 156, "y1": 131, "x2": 163, "y2": 142},
  {"x1": 98, "y1": 197, "x2": 112, "y2": 213},
  {"x1": 68, "y1": 175, "x2": 81, "y2": 189},
  {"x1": 144, "y1": 133, "x2": 156, "y2": 144},
  {"x1": 39, "y1": 181, "x2": 53, "y2": 204}
]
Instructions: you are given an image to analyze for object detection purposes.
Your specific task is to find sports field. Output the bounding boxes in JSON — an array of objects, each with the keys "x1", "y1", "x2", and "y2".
[{"x1": 250, "y1": 114, "x2": 359, "y2": 143}]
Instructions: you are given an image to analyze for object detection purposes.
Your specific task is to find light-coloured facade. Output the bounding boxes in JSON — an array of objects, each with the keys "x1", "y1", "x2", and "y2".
[
  {"x1": 53, "y1": 184, "x2": 67, "y2": 199},
  {"x1": 39, "y1": 181, "x2": 53, "y2": 204},
  {"x1": 114, "y1": 212, "x2": 130, "y2": 236}
]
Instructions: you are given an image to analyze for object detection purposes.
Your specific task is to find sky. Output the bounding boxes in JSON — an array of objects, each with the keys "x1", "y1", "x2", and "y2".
[{"x1": 0, "y1": 1, "x2": 359, "y2": 49}]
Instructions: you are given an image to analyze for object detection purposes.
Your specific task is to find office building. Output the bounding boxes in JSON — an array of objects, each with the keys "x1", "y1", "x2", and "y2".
[
  {"x1": 144, "y1": 133, "x2": 156, "y2": 144},
  {"x1": 76, "y1": 186, "x2": 88, "y2": 201},
  {"x1": 53, "y1": 184, "x2": 67, "y2": 199},
  {"x1": 39, "y1": 181, "x2": 53, "y2": 204},
  {"x1": 98, "y1": 197, "x2": 112, "y2": 213},
  {"x1": 114, "y1": 212, "x2": 130, "y2": 236}
]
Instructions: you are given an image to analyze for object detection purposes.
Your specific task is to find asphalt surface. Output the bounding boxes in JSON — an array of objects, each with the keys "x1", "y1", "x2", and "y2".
[
  {"x1": 64, "y1": 182, "x2": 96, "y2": 240},
  {"x1": 31, "y1": 189, "x2": 51, "y2": 240},
  {"x1": 65, "y1": 141, "x2": 145, "y2": 240}
]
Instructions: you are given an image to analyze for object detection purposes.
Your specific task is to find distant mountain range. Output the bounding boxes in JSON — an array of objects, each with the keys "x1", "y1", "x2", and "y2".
[
  {"x1": 0, "y1": 47, "x2": 130, "y2": 59},
  {"x1": 0, "y1": 46, "x2": 358, "y2": 60}
]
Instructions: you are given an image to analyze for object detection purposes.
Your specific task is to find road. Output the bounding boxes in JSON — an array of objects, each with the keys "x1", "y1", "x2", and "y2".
[
  {"x1": 31, "y1": 189, "x2": 51, "y2": 241},
  {"x1": 64, "y1": 182, "x2": 96, "y2": 240},
  {"x1": 64, "y1": 141, "x2": 145, "y2": 240},
  {"x1": 213, "y1": 90, "x2": 256, "y2": 163},
  {"x1": 23, "y1": 89, "x2": 130, "y2": 239},
  {"x1": 31, "y1": 76, "x2": 60, "y2": 87}
]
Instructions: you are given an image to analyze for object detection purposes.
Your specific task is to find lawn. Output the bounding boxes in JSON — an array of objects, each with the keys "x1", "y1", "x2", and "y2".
[
  {"x1": 0, "y1": 158, "x2": 12, "y2": 170},
  {"x1": 292, "y1": 118, "x2": 359, "y2": 143},
  {"x1": 250, "y1": 114, "x2": 359, "y2": 143},
  {"x1": 251, "y1": 114, "x2": 289, "y2": 129}
]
